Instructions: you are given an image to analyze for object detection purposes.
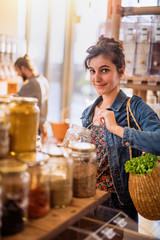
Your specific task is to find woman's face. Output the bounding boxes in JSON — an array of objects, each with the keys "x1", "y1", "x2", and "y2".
[{"x1": 88, "y1": 54, "x2": 122, "y2": 96}]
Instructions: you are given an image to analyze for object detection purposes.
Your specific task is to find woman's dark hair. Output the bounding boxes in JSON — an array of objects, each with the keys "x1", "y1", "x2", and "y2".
[
  {"x1": 14, "y1": 54, "x2": 34, "y2": 73},
  {"x1": 84, "y1": 35, "x2": 125, "y2": 73}
]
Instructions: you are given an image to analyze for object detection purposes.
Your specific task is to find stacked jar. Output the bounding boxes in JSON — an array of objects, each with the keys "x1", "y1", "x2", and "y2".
[
  {"x1": 0, "y1": 160, "x2": 30, "y2": 236},
  {"x1": 9, "y1": 96, "x2": 39, "y2": 154},
  {"x1": 17, "y1": 152, "x2": 50, "y2": 219},
  {"x1": 70, "y1": 142, "x2": 97, "y2": 198}
]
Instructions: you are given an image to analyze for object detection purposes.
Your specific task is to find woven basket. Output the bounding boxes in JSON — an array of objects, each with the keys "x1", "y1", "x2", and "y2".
[{"x1": 129, "y1": 160, "x2": 160, "y2": 220}]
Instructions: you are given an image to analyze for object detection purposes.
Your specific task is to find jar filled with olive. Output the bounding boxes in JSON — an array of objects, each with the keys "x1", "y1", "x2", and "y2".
[
  {"x1": 0, "y1": 159, "x2": 30, "y2": 236},
  {"x1": 9, "y1": 97, "x2": 39, "y2": 154},
  {"x1": 0, "y1": 96, "x2": 10, "y2": 158},
  {"x1": 70, "y1": 142, "x2": 97, "y2": 198},
  {"x1": 17, "y1": 151, "x2": 50, "y2": 218}
]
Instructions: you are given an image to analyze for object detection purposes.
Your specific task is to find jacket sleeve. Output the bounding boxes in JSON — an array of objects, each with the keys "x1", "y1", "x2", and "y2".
[{"x1": 122, "y1": 95, "x2": 160, "y2": 155}]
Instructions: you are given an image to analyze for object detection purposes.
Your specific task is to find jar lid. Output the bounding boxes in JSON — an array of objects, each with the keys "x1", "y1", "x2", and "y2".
[
  {"x1": 10, "y1": 96, "x2": 38, "y2": 104},
  {"x1": 70, "y1": 142, "x2": 95, "y2": 152},
  {"x1": 16, "y1": 152, "x2": 49, "y2": 166},
  {"x1": 0, "y1": 96, "x2": 11, "y2": 104},
  {"x1": 42, "y1": 144, "x2": 63, "y2": 157},
  {"x1": 0, "y1": 159, "x2": 27, "y2": 173}
]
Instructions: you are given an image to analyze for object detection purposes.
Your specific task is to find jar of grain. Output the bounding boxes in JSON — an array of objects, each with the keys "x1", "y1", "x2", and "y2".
[
  {"x1": 49, "y1": 154, "x2": 73, "y2": 208},
  {"x1": 70, "y1": 142, "x2": 97, "y2": 198},
  {"x1": 17, "y1": 151, "x2": 50, "y2": 218},
  {"x1": 9, "y1": 96, "x2": 39, "y2": 154},
  {"x1": 0, "y1": 159, "x2": 30, "y2": 236}
]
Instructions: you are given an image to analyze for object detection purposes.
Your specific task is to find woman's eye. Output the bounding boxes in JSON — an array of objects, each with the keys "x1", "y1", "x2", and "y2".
[
  {"x1": 102, "y1": 68, "x2": 109, "y2": 73},
  {"x1": 90, "y1": 69, "x2": 95, "y2": 74}
]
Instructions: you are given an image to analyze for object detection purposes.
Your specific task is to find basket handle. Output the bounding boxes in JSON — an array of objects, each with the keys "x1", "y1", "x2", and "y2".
[{"x1": 126, "y1": 97, "x2": 142, "y2": 159}]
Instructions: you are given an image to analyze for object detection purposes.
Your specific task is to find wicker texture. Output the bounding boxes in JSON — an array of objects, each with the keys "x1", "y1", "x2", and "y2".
[{"x1": 129, "y1": 161, "x2": 160, "y2": 220}]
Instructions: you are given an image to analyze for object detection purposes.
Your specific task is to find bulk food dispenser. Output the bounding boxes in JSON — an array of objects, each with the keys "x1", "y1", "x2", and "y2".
[
  {"x1": 149, "y1": 16, "x2": 160, "y2": 76},
  {"x1": 134, "y1": 18, "x2": 151, "y2": 77},
  {"x1": 121, "y1": 22, "x2": 136, "y2": 77}
]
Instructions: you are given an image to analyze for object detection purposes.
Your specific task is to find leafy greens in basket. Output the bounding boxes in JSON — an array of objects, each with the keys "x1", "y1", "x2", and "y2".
[{"x1": 125, "y1": 153, "x2": 159, "y2": 175}]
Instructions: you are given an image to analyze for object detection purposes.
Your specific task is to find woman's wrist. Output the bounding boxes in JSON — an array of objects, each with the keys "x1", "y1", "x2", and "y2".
[{"x1": 110, "y1": 125, "x2": 124, "y2": 138}]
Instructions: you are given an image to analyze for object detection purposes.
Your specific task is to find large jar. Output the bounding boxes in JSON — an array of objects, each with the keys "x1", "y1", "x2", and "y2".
[
  {"x1": 49, "y1": 154, "x2": 73, "y2": 208},
  {"x1": 0, "y1": 159, "x2": 30, "y2": 236},
  {"x1": 17, "y1": 152, "x2": 50, "y2": 218},
  {"x1": 0, "y1": 97, "x2": 10, "y2": 158},
  {"x1": 9, "y1": 97, "x2": 39, "y2": 154},
  {"x1": 70, "y1": 142, "x2": 97, "y2": 198}
]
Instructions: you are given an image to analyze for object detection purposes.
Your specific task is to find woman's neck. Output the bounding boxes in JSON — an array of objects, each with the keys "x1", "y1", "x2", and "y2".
[{"x1": 99, "y1": 89, "x2": 120, "y2": 109}]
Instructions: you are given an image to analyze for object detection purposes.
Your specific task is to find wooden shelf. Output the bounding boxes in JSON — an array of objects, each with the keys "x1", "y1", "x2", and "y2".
[
  {"x1": 121, "y1": 76, "x2": 160, "y2": 101},
  {"x1": 3, "y1": 190, "x2": 110, "y2": 240}
]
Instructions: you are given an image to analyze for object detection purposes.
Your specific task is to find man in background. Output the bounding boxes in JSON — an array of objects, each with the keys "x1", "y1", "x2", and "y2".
[{"x1": 14, "y1": 54, "x2": 49, "y2": 139}]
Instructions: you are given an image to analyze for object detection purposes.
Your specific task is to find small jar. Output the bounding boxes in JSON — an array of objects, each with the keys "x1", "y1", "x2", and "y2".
[
  {"x1": 70, "y1": 142, "x2": 97, "y2": 198},
  {"x1": 17, "y1": 152, "x2": 50, "y2": 218},
  {"x1": 0, "y1": 159, "x2": 30, "y2": 236},
  {"x1": 9, "y1": 97, "x2": 39, "y2": 154},
  {"x1": 49, "y1": 155, "x2": 73, "y2": 208},
  {"x1": 0, "y1": 97, "x2": 10, "y2": 158}
]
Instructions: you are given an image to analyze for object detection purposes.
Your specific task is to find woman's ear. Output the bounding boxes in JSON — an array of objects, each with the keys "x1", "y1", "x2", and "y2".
[{"x1": 119, "y1": 67, "x2": 125, "y2": 77}]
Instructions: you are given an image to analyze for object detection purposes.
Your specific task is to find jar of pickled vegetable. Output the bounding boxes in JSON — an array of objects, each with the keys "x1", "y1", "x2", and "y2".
[
  {"x1": 9, "y1": 97, "x2": 39, "y2": 154},
  {"x1": 17, "y1": 151, "x2": 50, "y2": 218},
  {"x1": 70, "y1": 142, "x2": 97, "y2": 198},
  {"x1": 0, "y1": 159, "x2": 30, "y2": 236},
  {"x1": 0, "y1": 96, "x2": 10, "y2": 158}
]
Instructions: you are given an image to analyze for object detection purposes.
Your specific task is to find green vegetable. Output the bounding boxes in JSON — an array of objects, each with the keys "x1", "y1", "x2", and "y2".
[{"x1": 125, "y1": 153, "x2": 159, "y2": 175}]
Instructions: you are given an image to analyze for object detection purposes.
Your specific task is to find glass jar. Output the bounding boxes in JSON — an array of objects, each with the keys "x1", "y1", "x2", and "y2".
[
  {"x1": 0, "y1": 159, "x2": 30, "y2": 236},
  {"x1": 17, "y1": 152, "x2": 50, "y2": 218},
  {"x1": 49, "y1": 155, "x2": 73, "y2": 208},
  {"x1": 62, "y1": 124, "x2": 91, "y2": 147},
  {"x1": 0, "y1": 97, "x2": 10, "y2": 158},
  {"x1": 9, "y1": 97, "x2": 39, "y2": 154},
  {"x1": 70, "y1": 142, "x2": 97, "y2": 198}
]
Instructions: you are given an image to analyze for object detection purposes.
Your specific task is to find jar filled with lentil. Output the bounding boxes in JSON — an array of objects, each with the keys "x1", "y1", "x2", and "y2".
[
  {"x1": 48, "y1": 152, "x2": 73, "y2": 208},
  {"x1": 0, "y1": 96, "x2": 10, "y2": 158},
  {"x1": 70, "y1": 142, "x2": 97, "y2": 198},
  {"x1": 17, "y1": 151, "x2": 50, "y2": 218},
  {"x1": 0, "y1": 159, "x2": 30, "y2": 236},
  {"x1": 9, "y1": 97, "x2": 39, "y2": 154}
]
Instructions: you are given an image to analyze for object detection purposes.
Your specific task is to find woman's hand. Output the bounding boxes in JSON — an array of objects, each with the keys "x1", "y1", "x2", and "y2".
[{"x1": 99, "y1": 110, "x2": 124, "y2": 138}]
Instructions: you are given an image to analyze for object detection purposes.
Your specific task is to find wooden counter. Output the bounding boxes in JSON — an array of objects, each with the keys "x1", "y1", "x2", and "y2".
[{"x1": 3, "y1": 190, "x2": 110, "y2": 240}]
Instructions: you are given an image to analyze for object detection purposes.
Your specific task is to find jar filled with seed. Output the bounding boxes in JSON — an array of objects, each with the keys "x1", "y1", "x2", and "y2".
[
  {"x1": 17, "y1": 151, "x2": 50, "y2": 219},
  {"x1": 48, "y1": 148, "x2": 73, "y2": 208},
  {"x1": 9, "y1": 96, "x2": 39, "y2": 154},
  {"x1": 0, "y1": 159, "x2": 30, "y2": 236},
  {"x1": 70, "y1": 142, "x2": 97, "y2": 198},
  {"x1": 0, "y1": 96, "x2": 10, "y2": 158}
]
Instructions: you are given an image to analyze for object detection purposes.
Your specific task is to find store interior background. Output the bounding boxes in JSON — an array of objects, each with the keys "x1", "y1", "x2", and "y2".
[{"x1": 0, "y1": 0, "x2": 160, "y2": 134}]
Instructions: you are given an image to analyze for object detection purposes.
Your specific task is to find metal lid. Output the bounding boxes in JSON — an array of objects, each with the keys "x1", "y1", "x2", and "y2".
[
  {"x1": 0, "y1": 159, "x2": 27, "y2": 173},
  {"x1": 0, "y1": 96, "x2": 11, "y2": 104},
  {"x1": 10, "y1": 96, "x2": 38, "y2": 104},
  {"x1": 16, "y1": 151, "x2": 49, "y2": 166},
  {"x1": 70, "y1": 142, "x2": 95, "y2": 152}
]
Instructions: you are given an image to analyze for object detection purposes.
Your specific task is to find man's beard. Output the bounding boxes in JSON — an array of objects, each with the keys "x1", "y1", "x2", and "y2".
[{"x1": 22, "y1": 73, "x2": 27, "y2": 81}]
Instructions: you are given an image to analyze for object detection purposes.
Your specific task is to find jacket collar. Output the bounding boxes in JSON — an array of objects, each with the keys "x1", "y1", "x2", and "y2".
[
  {"x1": 107, "y1": 89, "x2": 128, "y2": 112},
  {"x1": 82, "y1": 89, "x2": 128, "y2": 120}
]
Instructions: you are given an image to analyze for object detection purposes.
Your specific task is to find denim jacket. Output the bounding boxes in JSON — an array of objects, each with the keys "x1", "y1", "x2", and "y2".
[{"x1": 81, "y1": 90, "x2": 160, "y2": 205}]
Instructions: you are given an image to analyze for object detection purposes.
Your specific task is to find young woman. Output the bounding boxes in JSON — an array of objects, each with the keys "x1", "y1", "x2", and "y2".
[{"x1": 81, "y1": 36, "x2": 160, "y2": 221}]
